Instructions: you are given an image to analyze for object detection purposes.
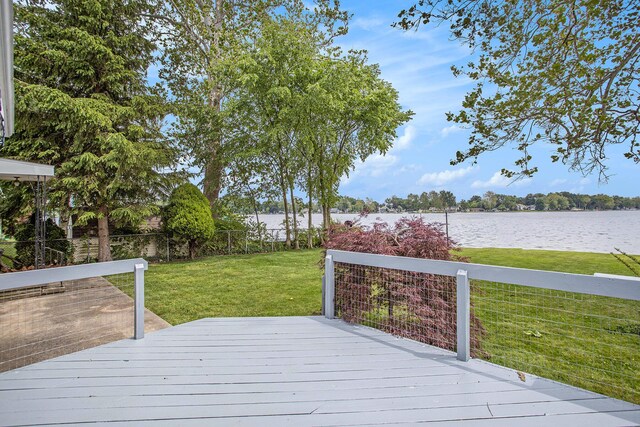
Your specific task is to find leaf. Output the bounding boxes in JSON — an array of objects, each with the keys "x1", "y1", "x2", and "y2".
[{"x1": 517, "y1": 371, "x2": 526, "y2": 382}]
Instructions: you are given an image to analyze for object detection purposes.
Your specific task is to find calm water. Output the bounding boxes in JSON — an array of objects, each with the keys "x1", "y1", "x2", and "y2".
[{"x1": 254, "y1": 211, "x2": 640, "y2": 253}]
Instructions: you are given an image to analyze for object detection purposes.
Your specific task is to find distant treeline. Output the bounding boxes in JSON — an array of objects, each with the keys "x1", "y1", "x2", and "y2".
[
  {"x1": 226, "y1": 190, "x2": 639, "y2": 215},
  {"x1": 358, "y1": 191, "x2": 640, "y2": 213}
]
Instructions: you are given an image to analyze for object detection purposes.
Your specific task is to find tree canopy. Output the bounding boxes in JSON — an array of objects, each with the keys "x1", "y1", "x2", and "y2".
[
  {"x1": 220, "y1": 15, "x2": 412, "y2": 244},
  {"x1": 154, "y1": 0, "x2": 349, "y2": 208},
  {"x1": 397, "y1": 0, "x2": 640, "y2": 181}
]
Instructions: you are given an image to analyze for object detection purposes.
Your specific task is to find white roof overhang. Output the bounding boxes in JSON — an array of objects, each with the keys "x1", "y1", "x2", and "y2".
[
  {"x1": 0, "y1": 0, "x2": 15, "y2": 138},
  {"x1": 0, "y1": 158, "x2": 54, "y2": 182}
]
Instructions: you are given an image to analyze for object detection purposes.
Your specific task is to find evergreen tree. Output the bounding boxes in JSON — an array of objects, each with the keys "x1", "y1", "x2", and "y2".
[
  {"x1": 3, "y1": 0, "x2": 179, "y2": 261},
  {"x1": 163, "y1": 183, "x2": 215, "y2": 259}
]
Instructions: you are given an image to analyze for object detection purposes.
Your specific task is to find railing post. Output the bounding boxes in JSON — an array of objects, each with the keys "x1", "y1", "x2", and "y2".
[
  {"x1": 456, "y1": 269, "x2": 470, "y2": 361},
  {"x1": 321, "y1": 275, "x2": 326, "y2": 316},
  {"x1": 324, "y1": 254, "x2": 335, "y2": 319},
  {"x1": 134, "y1": 263, "x2": 145, "y2": 339}
]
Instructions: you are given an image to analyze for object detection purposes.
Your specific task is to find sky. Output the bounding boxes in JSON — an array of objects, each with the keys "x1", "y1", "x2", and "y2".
[{"x1": 333, "y1": 0, "x2": 639, "y2": 201}]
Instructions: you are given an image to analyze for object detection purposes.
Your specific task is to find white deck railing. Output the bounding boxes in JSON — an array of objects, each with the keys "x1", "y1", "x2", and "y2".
[
  {"x1": 0, "y1": 258, "x2": 147, "y2": 339},
  {"x1": 323, "y1": 249, "x2": 640, "y2": 362}
]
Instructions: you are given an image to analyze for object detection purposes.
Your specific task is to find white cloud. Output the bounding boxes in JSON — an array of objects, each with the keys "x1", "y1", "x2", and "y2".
[
  {"x1": 352, "y1": 16, "x2": 387, "y2": 31},
  {"x1": 440, "y1": 125, "x2": 464, "y2": 138},
  {"x1": 579, "y1": 177, "x2": 591, "y2": 185},
  {"x1": 471, "y1": 171, "x2": 531, "y2": 189},
  {"x1": 550, "y1": 178, "x2": 567, "y2": 187},
  {"x1": 367, "y1": 153, "x2": 399, "y2": 177},
  {"x1": 394, "y1": 125, "x2": 417, "y2": 151},
  {"x1": 417, "y1": 166, "x2": 476, "y2": 186},
  {"x1": 342, "y1": 153, "x2": 399, "y2": 185},
  {"x1": 569, "y1": 177, "x2": 593, "y2": 193}
]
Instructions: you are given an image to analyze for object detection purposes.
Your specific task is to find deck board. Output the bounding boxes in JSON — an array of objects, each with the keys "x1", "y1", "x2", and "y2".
[{"x1": 0, "y1": 316, "x2": 638, "y2": 426}]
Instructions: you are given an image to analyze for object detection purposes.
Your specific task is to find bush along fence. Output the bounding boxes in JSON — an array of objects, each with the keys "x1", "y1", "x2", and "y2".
[{"x1": 0, "y1": 228, "x2": 324, "y2": 270}]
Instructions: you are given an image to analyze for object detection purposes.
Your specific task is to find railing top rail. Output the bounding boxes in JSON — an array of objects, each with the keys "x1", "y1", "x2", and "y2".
[
  {"x1": 0, "y1": 258, "x2": 148, "y2": 292},
  {"x1": 327, "y1": 249, "x2": 640, "y2": 301}
]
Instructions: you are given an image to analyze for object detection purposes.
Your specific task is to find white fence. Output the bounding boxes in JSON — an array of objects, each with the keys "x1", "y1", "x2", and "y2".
[
  {"x1": 0, "y1": 258, "x2": 148, "y2": 362},
  {"x1": 323, "y1": 249, "x2": 640, "y2": 362}
]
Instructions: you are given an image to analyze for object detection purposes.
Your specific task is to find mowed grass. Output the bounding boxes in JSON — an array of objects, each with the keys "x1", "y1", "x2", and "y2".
[
  {"x1": 145, "y1": 249, "x2": 324, "y2": 325},
  {"x1": 459, "y1": 247, "x2": 640, "y2": 275},
  {"x1": 461, "y1": 248, "x2": 640, "y2": 404},
  {"x1": 141, "y1": 247, "x2": 639, "y2": 403}
]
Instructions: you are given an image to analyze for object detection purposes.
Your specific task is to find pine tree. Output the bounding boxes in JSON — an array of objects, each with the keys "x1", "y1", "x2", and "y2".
[{"x1": 3, "y1": 0, "x2": 179, "y2": 261}]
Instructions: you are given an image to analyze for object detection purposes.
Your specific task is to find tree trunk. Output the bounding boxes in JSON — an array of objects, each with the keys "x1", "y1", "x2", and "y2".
[
  {"x1": 289, "y1": 183, "x2": 299, "y2": 250},
  {"x1": 203, "y1": 156, "x2": 223, "y2": 211},
  {"x1": 97, "y1": 207, "x2": 112, "y2": 262},
  {"x1": 252, "y1": 198, "x2": 262, "y2": 250},
  {"x1": 279, "y1": 173, "x2": 291, "y2": 248},
  {"x1": 59, "y1": 196, "x2": 73, "y2": 239},
  {"x1": 188, "y1": 239, "x2": 197, "y2": 260},
  {"x1": 203, "y1": 86, "x2": 224, "y2": 211},
  {"x1": 322, "y1": 203, "x2": 332, "y2": 231},
  {"x1": 203, "y1": 4, "x2": 224, "y2": 211},
  {"x1": 307, "y1": 181, "x2": 313, "y2": 249}
]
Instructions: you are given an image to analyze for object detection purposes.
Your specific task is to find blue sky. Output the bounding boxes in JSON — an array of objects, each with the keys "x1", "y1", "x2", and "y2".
[{"x1": 334, "y1": 0, "x2": 638, "y2": 201}]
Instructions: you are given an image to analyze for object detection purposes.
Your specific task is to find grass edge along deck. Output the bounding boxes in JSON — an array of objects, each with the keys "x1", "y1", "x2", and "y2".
[{"x1": 0, "y1": 316, "x2": 638, "y2": 427}]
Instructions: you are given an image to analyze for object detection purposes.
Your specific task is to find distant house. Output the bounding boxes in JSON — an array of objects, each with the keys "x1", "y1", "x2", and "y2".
[
  {"x1": 516, "y1": 204, "x2": 526, "y2": 211},
  {"x1": 516, "y1": 204, "x2": 535, "y2": 211}
]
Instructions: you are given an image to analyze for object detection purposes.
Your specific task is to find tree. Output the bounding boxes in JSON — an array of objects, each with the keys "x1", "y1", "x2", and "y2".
[
  {"x1": 222, "y1": 14, "x2": 411, "y2": 241},
  {"x1": 439, "y1": 190, "x2": 456, "y2": 210},
  {"x1": 163, "y1": 184, "x2": 215, "y2": 259},
  {"x1": 482, "y1": 191, "x2": 497, "y2": 210},
  {"x1": 397, "y1": 0, "x2": 640, "y2": 180},
  {"x1": 591, "y1": 194, "x2": 615, "y2": 210},
  {"x1": 5, "y1": 0, "x2": 178, "y2": 262},
  {"x1": 326, "y1": 216, "x2": 484, "y2": 355},
  {"x1": 468, "y1": 195, "x2": 482, "y2": 209},
  {"x1": 155, "y1": 0, "x2": 348, "y2": 208},
  {"x1": 307, "y1": 55, "x2": 412, "y2": 229},
  {"x1": 545, "y1": 193, "x2": 570, "y2": 211}
]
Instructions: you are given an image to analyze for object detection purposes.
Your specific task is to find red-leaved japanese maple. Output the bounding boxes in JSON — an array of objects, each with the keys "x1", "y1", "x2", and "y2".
[{"x1": 325, "y1": 216, "x2": 484, "y2": 355}]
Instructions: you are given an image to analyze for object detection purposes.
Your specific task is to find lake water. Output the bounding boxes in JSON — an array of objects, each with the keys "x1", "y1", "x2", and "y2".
[{"x1": 254, "y1": 210, "x2": 640, "y2": 254}]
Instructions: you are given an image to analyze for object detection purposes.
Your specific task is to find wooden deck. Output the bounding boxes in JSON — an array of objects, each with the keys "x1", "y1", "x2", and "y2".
[{"x1": 0, "y1": 316, "x2": 638, "y2": 426}]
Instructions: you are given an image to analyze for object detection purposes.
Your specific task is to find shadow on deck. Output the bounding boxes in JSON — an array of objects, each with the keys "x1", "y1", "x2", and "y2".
[{"x1": 0, "y1": 316, "x2": 638, "y2": 426}]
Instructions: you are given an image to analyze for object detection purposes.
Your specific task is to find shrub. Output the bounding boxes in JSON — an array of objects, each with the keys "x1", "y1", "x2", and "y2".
[
  {"x1": 14, "y1": 217, "x2": 71, "y2": 267},
  {"x1": 163, "y1": 184, "x2": 215, "y2": 259},
  {"x1": 325, "y1": 216, "x2": 484, "y2": 356}
]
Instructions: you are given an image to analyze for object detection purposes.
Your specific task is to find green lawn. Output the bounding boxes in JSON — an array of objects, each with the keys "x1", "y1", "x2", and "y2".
[
  {"x1": 142, "y1": 247, "x2": 639, "y2": 403},
  {"x1": 459, "y1": 247, "x2": 639, "y2": 275},
  {"x1": 460, "y1": 248, "x2": 639, "y2": 404},
  {"x1": 145, "y1": 247, "x2": 638, "y2": 326},
  {"x1": 145, "y1": 249, "x2": 324, "y2": 325}
]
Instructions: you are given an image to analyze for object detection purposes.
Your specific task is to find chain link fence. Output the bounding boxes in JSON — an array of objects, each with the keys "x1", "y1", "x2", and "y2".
[{"x1": 1, "y1": 227, "x2": 322, "y2": 270}]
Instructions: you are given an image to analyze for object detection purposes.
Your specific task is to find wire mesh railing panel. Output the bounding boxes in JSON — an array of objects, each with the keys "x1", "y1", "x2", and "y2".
[
  {"x1": 0, "y1": 272, "x2": 135, "y2": 372},
  {"x1": 334, "y1": 262, "x2": 460, "y2": 351},
  {"x1": 471, "y1": 281, "x2": 640, "y2": 404}
]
